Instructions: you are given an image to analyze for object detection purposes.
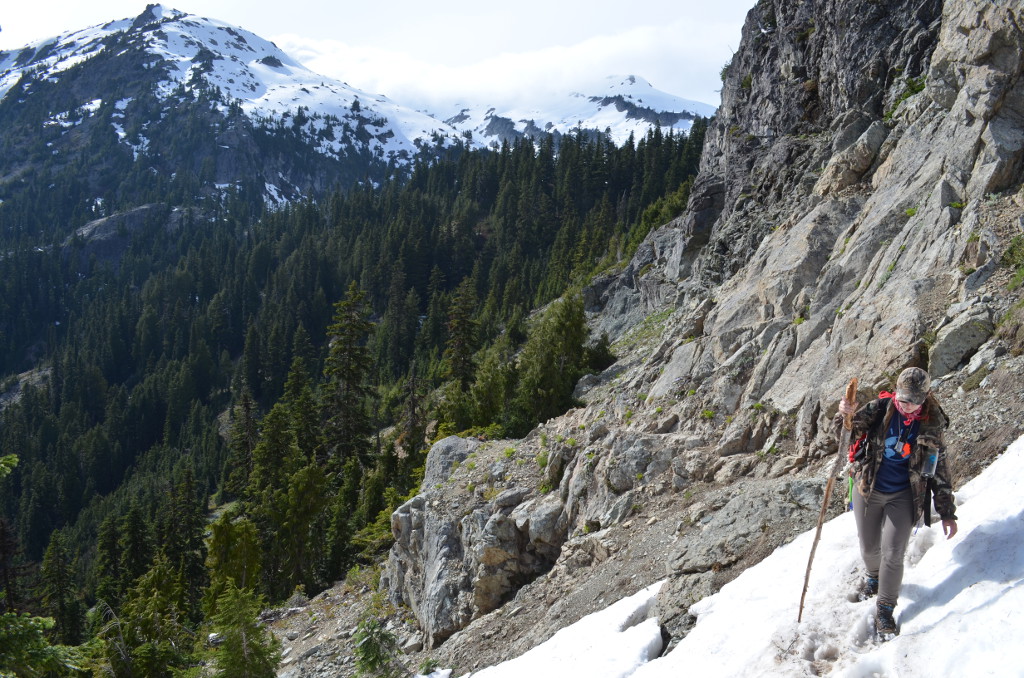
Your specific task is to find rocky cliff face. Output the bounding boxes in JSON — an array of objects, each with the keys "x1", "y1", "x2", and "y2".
[{"x1": 287, "y1": 1, "x2": 1024, "y2": 674}]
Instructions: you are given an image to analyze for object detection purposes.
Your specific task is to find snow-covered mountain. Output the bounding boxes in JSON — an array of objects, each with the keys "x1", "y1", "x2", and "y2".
[
  {"x1": 0, "y1": 4, "x2": 715, "y2": 213},
  {"x1": 0, "y1": 4, "x2": 460, "y2": 170},
  {"x1": 444, "y1": 75, "x2": 715, "y2": 147}
]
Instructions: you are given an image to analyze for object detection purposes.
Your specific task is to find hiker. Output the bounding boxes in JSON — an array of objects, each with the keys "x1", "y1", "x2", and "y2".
[{"x1": 835, "y1": 367, "x2": 958, "y2": 636}]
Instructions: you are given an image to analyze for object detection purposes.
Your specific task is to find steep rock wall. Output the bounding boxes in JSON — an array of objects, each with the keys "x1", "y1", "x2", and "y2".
[{"x1": 384, "y1": 0, "x2": 1024, "y2": 659}]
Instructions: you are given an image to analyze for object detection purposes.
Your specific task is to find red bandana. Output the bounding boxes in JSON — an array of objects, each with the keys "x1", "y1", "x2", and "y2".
[{"x1": 882, "y1": 391, "x2": 924, "y2": 425}]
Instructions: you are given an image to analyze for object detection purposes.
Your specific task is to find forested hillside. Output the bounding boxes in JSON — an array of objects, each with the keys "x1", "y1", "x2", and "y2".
[{"x1": 0, "y1": 120, "x2": 705, "y2": 673}]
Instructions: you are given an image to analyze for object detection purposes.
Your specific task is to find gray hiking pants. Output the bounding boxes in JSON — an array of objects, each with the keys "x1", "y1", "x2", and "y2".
[{"x1": 852, "y1": 486, "x2": 914, "y2": 606}]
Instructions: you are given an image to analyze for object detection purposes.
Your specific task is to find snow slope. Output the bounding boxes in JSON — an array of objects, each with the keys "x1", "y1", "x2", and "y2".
[
  {"x1": 429, "y1": 434, "x2": 1024, "y2": 677},
  {"x1": 0, "y1": 5, "x2": 461, "y2": 164},
  {"x1": 445, "y1": 75, "x2": 715, "y2": 147},
  {"x1": 1, "y1": 7, "x2": 714, "y2": 164}
]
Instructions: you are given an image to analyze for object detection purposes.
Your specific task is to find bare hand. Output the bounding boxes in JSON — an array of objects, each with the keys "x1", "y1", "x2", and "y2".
[
  {"x1": 838, "y1": 399, "x2": 857, "y2": 416},
  {"x1": 942, "y1": 519, "x2": 958, "y2": 540}
]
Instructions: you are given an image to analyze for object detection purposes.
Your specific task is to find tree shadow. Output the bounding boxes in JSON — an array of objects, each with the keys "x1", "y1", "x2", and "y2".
[{"x1": 899, "y1": 506, "x2": 1024, "y2": 626}]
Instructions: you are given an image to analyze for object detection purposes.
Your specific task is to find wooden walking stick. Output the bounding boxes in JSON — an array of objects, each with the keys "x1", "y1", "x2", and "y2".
[{"x1": 798, "y1": 377, "x2": 858, "y2": 622}]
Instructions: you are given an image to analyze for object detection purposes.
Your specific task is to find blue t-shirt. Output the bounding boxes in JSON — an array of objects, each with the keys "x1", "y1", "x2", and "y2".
[{"x1": 874, "y1": 410, "x2": 919, "y2": 493}]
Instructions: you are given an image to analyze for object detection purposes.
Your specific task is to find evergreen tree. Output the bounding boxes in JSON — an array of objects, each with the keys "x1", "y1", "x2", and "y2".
[
  {"x1": 510, "y1": 294, "x2": 589, "y2": 435},
  {"x1": 244, "y1": 403, "x2": 301, "y2": 600},
  {"x1": 278, "y1": 462, "x2": 329, "y2": 595},
  {"x1": 282, "y1": 356, "x2": 320, "y2": 463},
  {"x1": 324, "y1": 491, "x2": 355, "y2": 584},
  {"x1": 321, "y1": 281, "x2": 375, "y2": 469},
  {"x1": 118, "y1": 501, "x2": 154, "y2": 592},
  {"x1": 224, "y1": 388, "x2": 259, "y2": 499},
  {"x1": 93, "y1": 515, "x2": 123, "y2": 607},
  {"x1": 99, "y1": 554, "x2": 194, "y2": 678},
  {"x1": 241, "y1": 321, "x2": 265, "y2": 405},
  {"x1": 0, "y1": 517, "x2": 28, "y2": 614},
  {"x1": 468, "y1": 335, "x2": 517, "y2": 433},
  {"x1": 209, "y1": 582, "x2": 281, "y2": 678},
  {"x1": 204, "y1": 513, "x2": 262, "y2": 618},
  {"x1": 156, "y1": 468, "x2": 208, "y2": 622},
  {"x1": 442, "y1": 278, "x2": 478, "y2": 390},
  {"x1": 246, "y1": 404, "x2": 300, "y2": 502},
  {"x1": 397, "y1": 365, "x2": 427, "y2": 482},
  {"x1": 0, "y1": 613, "x2": 83, "y2": 677},
  {"x1": 39, "y1": 531, "x2": 84, "y2": 646},
  {"x1": 352, "y1": 615, "x2": 405, "y2": 678}
]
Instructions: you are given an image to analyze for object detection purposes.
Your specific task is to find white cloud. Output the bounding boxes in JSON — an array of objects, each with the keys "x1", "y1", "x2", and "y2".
[
  {"x1": 276, "y1": 17, "x2": 738, "y2": 115},
  {"x1": 2, "y1": 1, "x2": 753, "y2": 111}
]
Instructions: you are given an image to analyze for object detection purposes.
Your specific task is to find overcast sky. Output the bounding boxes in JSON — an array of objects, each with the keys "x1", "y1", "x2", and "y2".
[{"x1": 0, "y1": 1, "x2": 755, "y2": 111}]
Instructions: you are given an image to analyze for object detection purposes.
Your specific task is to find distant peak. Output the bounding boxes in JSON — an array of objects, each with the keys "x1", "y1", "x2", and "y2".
[
  {"x1": 133, "y1": 4, "x2": 162, "y2": 29},
  {"x1": 604, "y1": 74, "x2": 653, "y2": 89},
  {"x1": 132, "y1": 4, "x2": 185, "y2": 31}
]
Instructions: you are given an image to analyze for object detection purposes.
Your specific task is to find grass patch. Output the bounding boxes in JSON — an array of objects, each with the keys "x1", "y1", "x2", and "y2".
[
  {"x1": 885, "y1": 76, "x2": 926, "y2": 120},
  {"x1": 613, "y1": 308, "x2": 675, "y2": 351},
  {"x1": 961, "y1": 365, "x2": 990, "y2": 391},
  {"x1": 1003, "y1": 236, "x2": 1024, "y2": 290}
]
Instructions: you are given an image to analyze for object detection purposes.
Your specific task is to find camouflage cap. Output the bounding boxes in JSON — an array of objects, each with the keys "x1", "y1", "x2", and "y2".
[{"x1": 896, "y1": 367, "x2": 930, "y2": 405}]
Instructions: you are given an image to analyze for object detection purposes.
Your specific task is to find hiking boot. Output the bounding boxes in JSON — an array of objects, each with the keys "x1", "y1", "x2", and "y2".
[
  {"x1": 876, "y1": 601, "x2": 898, "y2": 636},
  {"x1": 847, "y1": 575, "x2": 878, "y2": 602},
  {"x1": 857, "y1": 576, "x2": 878, "y2": 601}
]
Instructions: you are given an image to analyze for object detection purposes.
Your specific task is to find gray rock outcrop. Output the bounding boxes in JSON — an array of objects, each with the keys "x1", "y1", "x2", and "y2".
[{"x1": 382, "y1": 0, "x2": 1024, "y2": 667}]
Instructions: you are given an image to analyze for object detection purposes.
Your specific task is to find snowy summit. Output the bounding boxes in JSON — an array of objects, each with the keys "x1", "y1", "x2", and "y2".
[
  {"x1": 0, "y1": 5, "x2": 714, "y2": 167},
  {"x1": 0, "y1": 4, "x2": 461, "y2": 164},
  {"x1": 444, "y1": 75, "x2": 714, "y2": 147}
]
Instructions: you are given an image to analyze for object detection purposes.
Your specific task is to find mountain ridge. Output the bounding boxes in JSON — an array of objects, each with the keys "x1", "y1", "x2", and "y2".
[
  {"x1": 0, "y1": 3, "x2": 461, "y2": 201},
  {"x1": 0, "y1": 4, "x2": 713, "y2": 207},
  {"x1": 443, "y1": 75, "x2": 715, "y2": 147}
]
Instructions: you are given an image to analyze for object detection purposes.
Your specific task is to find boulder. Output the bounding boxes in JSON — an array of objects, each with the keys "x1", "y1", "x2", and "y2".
[
  {"x1": 665, "y1": 479, "x2": 820, "y2": 575},
  {"x1": 814, "y1": 121, "x2": 889, "y2": 196},
  {"x1": 929, "y1": 306, "x2": 995, "y2": 377},
  {"x1": 423, "y1": 436, "x2": 481, "y2": 488}
]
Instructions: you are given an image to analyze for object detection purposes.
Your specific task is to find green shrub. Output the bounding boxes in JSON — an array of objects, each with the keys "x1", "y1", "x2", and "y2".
[
  {"x1": 885, "y1": 76, "x2": 926, "y2": 120},
  {"x1": 1004, "y1": 236, "x2": 1024, "y2": 290},
  {"x1": 353, "y1": 617, "x2": 403, "y2": 678}
]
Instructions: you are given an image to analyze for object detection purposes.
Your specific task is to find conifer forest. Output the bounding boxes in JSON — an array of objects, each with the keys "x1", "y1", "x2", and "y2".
[{"x1": 0, "y1": 114, "x2": 706, "y2": 674}]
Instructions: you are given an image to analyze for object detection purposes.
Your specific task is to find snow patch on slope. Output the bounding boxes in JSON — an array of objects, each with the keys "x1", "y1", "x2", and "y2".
[
  {"x1": 447, "y1": 75, "x2": 715, "y2": 146},
  {"x1": 448, "y1": 435, "x2": 1024, "y2": 677}
]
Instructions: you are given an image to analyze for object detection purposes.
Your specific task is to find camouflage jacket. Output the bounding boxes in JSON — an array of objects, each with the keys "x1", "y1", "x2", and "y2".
[{"x1": 833, "y1": 395, "x2": 957, "y2": 523}]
